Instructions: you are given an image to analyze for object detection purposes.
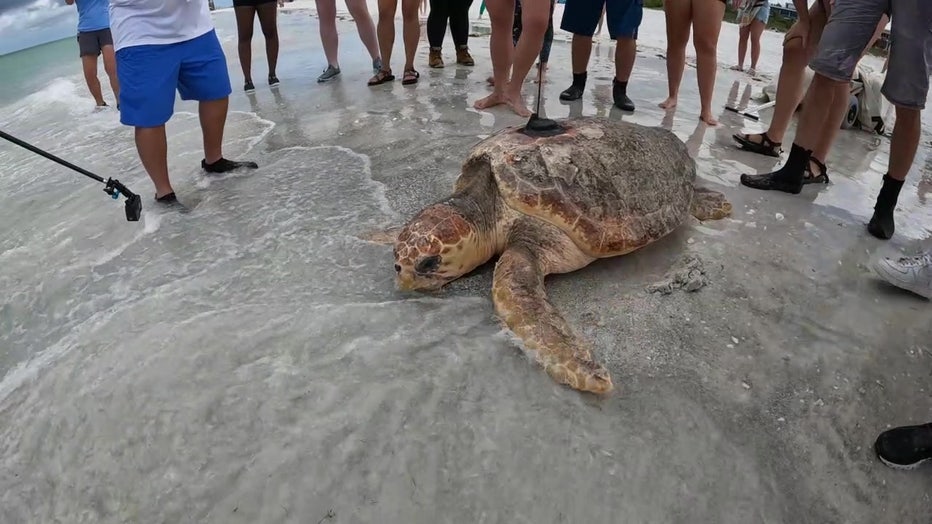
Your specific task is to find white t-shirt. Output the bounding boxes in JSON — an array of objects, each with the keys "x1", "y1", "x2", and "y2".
[{"x1": 109, "y1": 0, "x2": 215, "y2": 51}]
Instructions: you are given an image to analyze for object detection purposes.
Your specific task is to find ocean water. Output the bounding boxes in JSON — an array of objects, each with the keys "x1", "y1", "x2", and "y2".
[{"x1": 0, "y1": 37, "x2": 79, "y2": 108}]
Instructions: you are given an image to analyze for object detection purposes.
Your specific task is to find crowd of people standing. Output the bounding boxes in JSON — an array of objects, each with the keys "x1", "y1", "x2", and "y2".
[{"x1": 68, "y1": 0, "x2": 932, "y2": 471}]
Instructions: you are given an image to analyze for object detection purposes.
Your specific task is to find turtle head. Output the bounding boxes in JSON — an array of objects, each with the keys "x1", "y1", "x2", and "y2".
[{"x1": 393, "y1": 203, "x2": 488, "y2": 292}]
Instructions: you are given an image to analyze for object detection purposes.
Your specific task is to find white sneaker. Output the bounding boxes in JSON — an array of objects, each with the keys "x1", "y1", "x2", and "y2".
[{"x1": 872, "y1": 249, "x2": 932, "y2": 299}]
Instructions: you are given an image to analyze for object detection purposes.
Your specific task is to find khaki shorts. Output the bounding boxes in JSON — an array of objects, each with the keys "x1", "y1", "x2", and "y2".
[{"x1": 809, "y1": 0, "x2": 932, "y2": 110}]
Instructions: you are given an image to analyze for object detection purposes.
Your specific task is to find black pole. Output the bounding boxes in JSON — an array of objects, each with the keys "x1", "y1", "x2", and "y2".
[
  {"x1": 0, "y1": 129, "x2": 105, "y2": 183},
  {"x1": 519, "y1": 57, "x2": 566, "y2": 138},
  {"x1": 0, "y1": 129, "x2": 143, "y2": 222}
]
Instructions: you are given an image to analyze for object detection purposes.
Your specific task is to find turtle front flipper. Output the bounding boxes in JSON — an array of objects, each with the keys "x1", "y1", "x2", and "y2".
[
  {"x1": 491, "y1": 242, "x2": 612, "y2": 395},
  {"x1": 356, "y1": 225, "x2": 404, "y2": 245}
]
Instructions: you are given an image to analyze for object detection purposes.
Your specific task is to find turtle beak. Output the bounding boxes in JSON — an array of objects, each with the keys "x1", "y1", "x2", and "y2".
[{"x1": 396, "y1": 274, "x2": 416, "y2": 292}]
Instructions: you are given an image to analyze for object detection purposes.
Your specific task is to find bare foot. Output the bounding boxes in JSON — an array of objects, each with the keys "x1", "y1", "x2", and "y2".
[
  {"x1": 505, "y1": 91, "x2": 531, "y2": 116},
  {"x1": 700, "y1": 112, "x2": 719, "y2": 126},
  {"x1": 659, "y1": 97, "x2": 677, "y2": 110},
  {"x1": 506, "y1": 95, "x2": 532, "y2": 117},
  {"x1": 474, "y1": 91, "x2": 507, "y2": 110}
]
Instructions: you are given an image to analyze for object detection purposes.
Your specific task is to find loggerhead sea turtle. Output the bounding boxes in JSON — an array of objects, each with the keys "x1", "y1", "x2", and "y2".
[{"x1": 365, "y1": 116, "x2": 732, "y2": 395}]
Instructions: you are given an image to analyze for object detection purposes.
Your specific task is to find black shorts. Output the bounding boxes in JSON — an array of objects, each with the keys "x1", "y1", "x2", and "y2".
[
  {"x1": 77, "y1": 28, "x2": 113, "y2": 57},
  {"x1": 233, "y1": 0, "x2": 277, "y2": 7}
]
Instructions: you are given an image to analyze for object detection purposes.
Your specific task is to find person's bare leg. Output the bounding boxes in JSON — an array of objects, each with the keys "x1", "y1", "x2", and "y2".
[
  {"x1": 100, "y1": 45, "x2": 120, "y2": 102},
  {"x1": 749, "y1": 19, "x2": 764, "y2": 70},
  {"x1": 887, "y1": 107, "x2": 921, "y2": 182},
  {"x1": 401, "y1": 0, "x2": 420, "y2": 72},
  {"x1": 558, "y1": 34, "x2": 592, "y2": 100},
  {"x1": 502, "y1": 0, "x2": 549, "y2": 116},
  {"x1": 615, "y1": 37, "x2": 635, "y2": 82},
  {"x1": 735, "y1": 25, "x2": 749, "y2": 70},
  {"x1": 474, "y1": 0, "x2": 515, "y2": 110},
  {"x1": 135, "y1": 126, "x2": 172, "y2": 197},
  {"x1": 692, "y1": 0, "x2": 725, "y2": 125},
  {"x1": 81, "y1": 55, "x2": 106, "y2": 106},
  {"x1": 660, "y1": 0, "x2": 691, "y2": 109},
  {"x1": 739, "y1": 5, "x2": 826, "y2": 148},
  {"x1": 373, "y1": 0, "x2": 398, "y2": 78},
  {"x1": 256, "y1": 2, "x2": 280, "y2": 77},
  {"x1": 346, "y1": 0, "x2": 381, "y2": 62},
  {"x1": 234, "y1": 6, "x2": 257, "y2": 84},
  {"x1": 792, "y1": 74, "x2": 848, "y2": 151},
  {"x1": 572, "y1": 34, "x2": 592, "y2": 74},
  {"x1": 868, "y1": 106, "x2": 921, "y2": 238},
  {"x1": 199, "y1": 98, "x2": 229, "y2": 164},
  {"x1": 316, "y1": 0, "x2": 340, "y2": 66}
]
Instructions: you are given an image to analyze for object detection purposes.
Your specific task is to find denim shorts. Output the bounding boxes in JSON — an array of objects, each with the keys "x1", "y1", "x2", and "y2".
[{"x1": 560, "y1": 0, "x2": 643, "y2": 40}]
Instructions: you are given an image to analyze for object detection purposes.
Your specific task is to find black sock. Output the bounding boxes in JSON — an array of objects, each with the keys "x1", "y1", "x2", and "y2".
[
  {"x1": 772, "y1": 143, "x2": 810, "y2": 183},
  {"x1": 739, "y1": 143, "x2": 811, "y2": 194},
  {"x1": 867, "y1": 174, "x2": 904, "y2": 239},
  {"x1": 613, "y1": 79, "x2": 628, "y2": 94},
  {"x1": 572, "y1": 71, "x2": 587, "y2": 88}
]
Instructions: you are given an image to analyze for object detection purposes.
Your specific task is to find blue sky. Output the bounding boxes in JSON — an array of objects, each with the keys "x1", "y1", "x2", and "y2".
[{"x1": 0, "y1": 0, "x2": 78, "y2": 55}]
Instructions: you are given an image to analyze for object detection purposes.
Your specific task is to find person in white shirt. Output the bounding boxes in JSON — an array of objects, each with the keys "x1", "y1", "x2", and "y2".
[{"x1": 110, "y1": 0, "x2": 258, "y2": 204}]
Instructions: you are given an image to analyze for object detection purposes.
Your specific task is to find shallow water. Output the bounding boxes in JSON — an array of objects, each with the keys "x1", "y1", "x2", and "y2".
[{"x1": 1, "y1": 7, "x2": 931, "y2": 524}]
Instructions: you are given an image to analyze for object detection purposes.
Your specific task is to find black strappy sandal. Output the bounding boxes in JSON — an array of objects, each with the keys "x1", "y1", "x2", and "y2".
[
  {"x1": 367, "y1": 69, "x2": 395, "y2": 86},
  {"x1": 401, "y1": 68, "x2": 420, "y2": 85},
  {"x1": 804, "y1": 156, "x2": 830, "y2": 185},
  {"x1": 733, "y1": 131, "x2": 783, "y2": 157}
]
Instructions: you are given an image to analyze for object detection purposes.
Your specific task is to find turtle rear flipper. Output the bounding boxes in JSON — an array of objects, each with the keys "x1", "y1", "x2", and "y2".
[
  {"x1": 690, "y1": 186, "x2": 733, "y2": 221},
  {"x1": 491, "y1": 227, "x2": 611, "y2": 395}
]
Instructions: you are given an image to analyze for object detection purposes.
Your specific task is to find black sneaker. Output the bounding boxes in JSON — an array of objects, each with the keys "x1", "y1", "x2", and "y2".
[
  {"x1": 244, "y1": 80, "x2": 255, "y2": 93},
  {"x1": 269, "y1": 74, "x2": 280, "y2": 87},
  {"x1": 559, "y1": 84, "x2": 584, "y2": 101},
  {"x1": 201, "y1": 157, "x2": 259, "y2": 173},
  {"x1": 874, "y1": 422, "x2": 932, "y2": 470}
]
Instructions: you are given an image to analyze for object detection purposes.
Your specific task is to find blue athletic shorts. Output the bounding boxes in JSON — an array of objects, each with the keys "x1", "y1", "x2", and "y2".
[
  {"x1": 115, "y1": 29, "x2": 232, "y2": 128},
  {"x1": 560, "y1": 0, "x2": 643, "y2": 40}
]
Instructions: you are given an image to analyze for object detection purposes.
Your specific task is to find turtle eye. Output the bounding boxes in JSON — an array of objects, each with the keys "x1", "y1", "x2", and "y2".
[{"x1": 415, "y1": 255, "x2": 441, "y2": 274}]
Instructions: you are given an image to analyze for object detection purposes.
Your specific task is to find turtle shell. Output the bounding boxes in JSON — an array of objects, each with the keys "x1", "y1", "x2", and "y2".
[{"x1": 457, "y1": 116, "x2": 696, "y2": 257}]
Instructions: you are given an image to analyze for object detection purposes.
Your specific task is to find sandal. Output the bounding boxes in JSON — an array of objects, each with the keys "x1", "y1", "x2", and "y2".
[
  {"x1": 367, "y1": 69, "x2": 395, "y2": 86},
  {"x1": 733, "y1": 131, "x2": 783, "y2": 157},
  {"x1": 804, "y1": 157, "x2": 830, "y2": 185},
  {"x1": 402, "y1": 68, "x2": 420, "y2": 85}
]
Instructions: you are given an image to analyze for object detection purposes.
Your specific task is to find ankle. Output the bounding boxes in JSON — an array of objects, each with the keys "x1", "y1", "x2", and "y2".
[{"x1": 874, "y1": 173, "x2": 905, "y2": 212}]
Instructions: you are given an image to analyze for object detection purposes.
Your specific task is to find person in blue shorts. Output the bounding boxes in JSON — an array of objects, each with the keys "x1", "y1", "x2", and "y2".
[
  {"x1": 65, "y1": 0, "x2": 119, "y2": 108},
  {"x1": 558, "y1": 0, "x2": 643, "y2": 112},
  {"x1": 109, "y1": 0, "x2": 258, "y2": 204}
]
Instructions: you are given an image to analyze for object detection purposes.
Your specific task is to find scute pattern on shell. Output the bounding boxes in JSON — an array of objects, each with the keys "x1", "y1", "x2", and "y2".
[{"x1": 460, "y1": 117, "x2": 697, "y2": 257}]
